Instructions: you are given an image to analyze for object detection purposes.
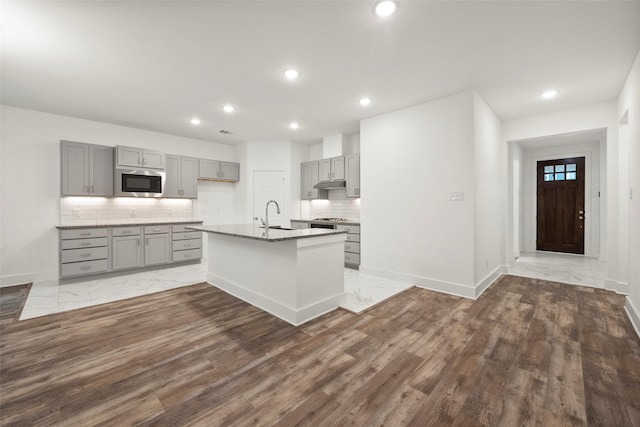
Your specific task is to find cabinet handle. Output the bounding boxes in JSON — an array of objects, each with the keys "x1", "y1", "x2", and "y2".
[
  {"x1": 80, "y1": 253, "x2": 91, "y2": 257},
  {"x1": 142, "y1": 157, "x2": 146, "y2": 165},
  {"x1": 146, "y1": 238, "x2": 149, "y2": 245},
  {"x1": 80, "y1": 265, "x2": 91, "y2": 271},
  {"x1": 138, "y1": 157, "x2": 141, "y2": 165},
  {"x1": 122, "y1": 230, "x2": 131, "y2": 234},
  {"x1": 184, "y1": 234, "x2": 191, "y2": 238},
  {"x1": 137, "y1": 239, "x2": 140, "y2": 246},
  {"x1": 80, "y1": 232, "x2": 91, "y2": 236},
  {"x1": 185, "y1": 253, "x2": 192, "y2": 258},
  {"x1": 184, "y1": 243, "x2": 191, "y2": 247},
  {"x1": 80, "y1": 242, "x2": 91, "y2": 246},
  {"x1": 153, "y1": 228, "x2": 161, "y2": 232}
]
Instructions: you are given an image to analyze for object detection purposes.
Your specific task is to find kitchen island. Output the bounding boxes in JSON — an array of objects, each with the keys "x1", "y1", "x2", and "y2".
[{"x1": 189, "y1": 224, "x2": 347, "y2": 326}]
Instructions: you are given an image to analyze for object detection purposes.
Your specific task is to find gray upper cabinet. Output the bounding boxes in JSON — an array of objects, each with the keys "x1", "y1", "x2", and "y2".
[
  {"x1": 165, "y1": 155, "x2": 198, "y2": 198},
  {"x1": 318, "y1": 156, "x2": 345, "y2": 182},
  {"x1": 301, "y1": 160, "x2": 327, "y2": 200},
  {"x1": 61, "y1": 140, "x2": 114, "y2": 197},
  {"x1": 346, "y1": 153, "x2": 360, "y2": 198},
  {"x1": 198, "y1": 159, "x2": 240, "y2": 182},
  {"x1": 116, "y1": 145, "x2": 165, "y2": 170}
]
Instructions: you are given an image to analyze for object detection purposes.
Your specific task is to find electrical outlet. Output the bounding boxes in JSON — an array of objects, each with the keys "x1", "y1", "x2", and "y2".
[{"x1": 450, "y1": 191, "x2": 464, "y2": 201}]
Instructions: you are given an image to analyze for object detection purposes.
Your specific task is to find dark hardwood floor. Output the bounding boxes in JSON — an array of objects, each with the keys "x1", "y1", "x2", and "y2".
[{"x1": 1, "y1": 275, "x2": 639, "y2": 426}]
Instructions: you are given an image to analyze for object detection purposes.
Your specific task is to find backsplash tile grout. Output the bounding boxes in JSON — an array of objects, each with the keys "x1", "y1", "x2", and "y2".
[
  {"x1": 60, "y1": 198, "x2": 194, "y2": 226},
  {"x1": 300, "y1": 189, "x2": 360, "y2": 221}
]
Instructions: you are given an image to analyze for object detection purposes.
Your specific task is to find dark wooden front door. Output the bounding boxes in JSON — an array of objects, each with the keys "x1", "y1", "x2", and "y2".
[{"x1": 536, "y1": 157, "x2": 585, "y2": 254}]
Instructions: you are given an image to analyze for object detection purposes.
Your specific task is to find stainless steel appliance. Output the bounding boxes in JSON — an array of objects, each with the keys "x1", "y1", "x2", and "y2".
[
  {"x1": 309, "y1": 218, "x2": 351, "y2": 229},
  {"x1": 115, "y1": 168, "x2": 165, "y2": 197}
]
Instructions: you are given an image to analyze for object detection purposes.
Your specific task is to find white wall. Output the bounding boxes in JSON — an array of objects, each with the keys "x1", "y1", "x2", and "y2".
[
  {"x1": 360, "y1": 91, "x2": 478, "y2": 296},
  {"x1": 508, "y1": 142, "x2": 525, "y2": 259},
  {"x1": 473, "y1": 93, "x2": 505, "y2": 289},
  {"x1": 0, "y1": 105, "x2": 234, "y2": 286},
  {"x1": 618, "y1": 50, "x2": 640, "y2": 332}
]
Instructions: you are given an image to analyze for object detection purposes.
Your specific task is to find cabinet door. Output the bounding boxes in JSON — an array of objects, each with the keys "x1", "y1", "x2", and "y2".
[
  {"x1": 112, "y1": 235, "x2": 142, "y2": 270},
  {"x1": 61, "y1": 141, "x2": 90, "y2": 196},
  {"x1": 219, "y1": 161, "x2": 239, "y2": 182},
  {"x1": 116, "y1": 146, "x2": 142, "y2": 167},
  {"x1": 346, "y1": 154, "x2": 360, "y2": 198},
  {"x1": 144, "y1": 234, "x2": 170, "y2": 266},
  {"x1": 318, "y1": 159, "x2": 332, "y2": 182},
  {"x1": 180, "y1": 157, "x2": 199, "y2": 197},
  {"x1": 301, "y1": 161, "x2": 320, "y2": 199},
  {"x1": 164, "y1": 155, "x2": 181, "y2": 198},
  {"x1": 89, "y1": 145, "x2": 114, "y2": 196},
  {"x1": 199, "y1": 159, "x2": 220, "y2": 179},
  {"x1": 142, "y1": 149, "x2": 165, "y2": 169},
  {"x1": 331, "y1": 156, "x2": 345, "y2": 181}
]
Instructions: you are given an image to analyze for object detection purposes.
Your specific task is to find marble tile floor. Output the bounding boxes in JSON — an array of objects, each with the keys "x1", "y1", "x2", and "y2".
[
  {"x1": 20, "y1": 263, "x2": 413, "y2": 320},
  {"x1": 508, "y1": 251, "x2": 607, "y2": 288}
]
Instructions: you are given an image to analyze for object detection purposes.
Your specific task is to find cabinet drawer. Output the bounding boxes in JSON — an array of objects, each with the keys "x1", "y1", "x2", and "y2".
[
  {"x1": 173, "y1": 231, "x2": 202, "y2": 241},
  {"x1": 346, "y1": 233, "x2": 360, "y2": 243},
  {"x1": 112, "y1": 226, "x2": 141, "y2": 236},
  {"x1": 61, "y1": 237, "x2": 107, "y2": 250},
  {"x1": 172, "y1": 224, "x2": 201, "y2": 233},
  {"x1": 172, "y1": 239, "x2": 202, "y2": 251},
  {"x1": 344, "y1": 242, "x2": 360, "y2": 254},
  {"x1": 172, "y1": 248, "x2": 202, "y2": 262},
  {"x1": 145, "y1": 225, "x2": 170, "y2": 234},
  {"x1": 61, "y1": 259, "x2": 109, "y2": 277},
  {"x1": 290, "y1": 221, "x2": 310, "y2": 229},
  {"x1": 60, "y1": 228, "x2": 108, "y2": 239},
  {"x1": 61, "y1": 247, "x2": 108, "y2": 263},
  {"x1": 336, "y1": 224, "x2": 360, "y2": 234},
  {"x1": 344, "y1": 253, "x2": 361, "y2": 265}
]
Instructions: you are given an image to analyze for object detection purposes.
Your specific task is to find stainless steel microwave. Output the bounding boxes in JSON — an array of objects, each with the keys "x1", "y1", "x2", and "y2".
[{"x1": 115, "y1": 169, "x2": 165, "y2": 197}]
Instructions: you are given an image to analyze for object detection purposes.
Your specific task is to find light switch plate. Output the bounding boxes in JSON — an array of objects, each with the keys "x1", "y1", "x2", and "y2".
[{"x1": 450, "y1": 191, "x2": 464, "y2": 201}]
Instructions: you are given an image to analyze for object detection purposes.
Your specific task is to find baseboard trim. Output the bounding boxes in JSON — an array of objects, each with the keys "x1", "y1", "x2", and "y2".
[
  {"x1": 1, "y1": 271, "x2": 57, "y2": 288},
  {"x1": 206, "y1": 273, "x2": 345, "y2": 326},
  {"x1": 359, "y1": 266, "x2": 476, "y2": 299},
  {"x1": 475, "y1": 266, "x2": 508, "y2": 299},
  {"x1": 617, "y1": 281, "x2": 630, "y2": 295},
  {"x1": 624, "y1": 297, "x2": 640, "y2": 340}
]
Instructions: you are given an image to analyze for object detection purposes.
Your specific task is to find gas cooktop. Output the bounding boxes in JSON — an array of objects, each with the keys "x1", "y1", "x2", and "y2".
[{"x1": 312, "y1": 217, "x2": 351, "y2": 222}]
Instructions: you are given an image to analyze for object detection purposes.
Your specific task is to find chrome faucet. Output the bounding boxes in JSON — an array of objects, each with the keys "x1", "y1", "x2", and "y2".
[{"x1": 265, "y1": 200, "x2": 281, "y2": 230}]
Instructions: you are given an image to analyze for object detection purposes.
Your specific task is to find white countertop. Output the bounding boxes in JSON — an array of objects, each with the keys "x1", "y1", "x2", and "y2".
[{"x1": 188, "y1": 223, "x2": 347, "y2": 242}]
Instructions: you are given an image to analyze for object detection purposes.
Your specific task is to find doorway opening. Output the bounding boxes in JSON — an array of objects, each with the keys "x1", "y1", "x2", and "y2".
[{"x1": 536, "y1": 157, "x2": 585, "y2": 254}]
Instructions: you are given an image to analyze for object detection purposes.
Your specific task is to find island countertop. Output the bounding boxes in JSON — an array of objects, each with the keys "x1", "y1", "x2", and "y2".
[{"x1": 188, "y1": 223, "x2": 347, "y2": 242}]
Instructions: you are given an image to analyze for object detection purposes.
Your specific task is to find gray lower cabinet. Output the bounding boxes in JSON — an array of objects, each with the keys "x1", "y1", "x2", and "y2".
[
  {"x1": 61, "y1": 140, "x2": 114, "y2": 197},
  {"x1": 144, "y1": 226, "x2": 171, "y2": 266},
  {"x1": 172, "y1": 223, "x2": 203, "y2": 262},
  {"x1": 112, "y1": 227, "x2": 142, "y2": 270},
  {"x1": 337, "y1": 224, "x2": 361, "y2": 267},
  {"x1": 59, "y1": 228, "x2": 109, "y2": 278}
]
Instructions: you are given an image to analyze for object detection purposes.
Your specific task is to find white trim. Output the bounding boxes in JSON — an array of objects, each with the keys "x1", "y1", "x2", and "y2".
[
  {"x1": 624, "y1": 297, "x2": 640, "y2": 340},
  {"x1": 1, "y1": 271, "x2": 57, "y2": 288},
  {"x1": 360, "y1": 265, "x2": 476, "y2": 299},
  {"x1": 206, "y1": 273, "x2": 345, "y2": 326},
  {"x1": 474, "y1": 266, "x2": 508, "y2": 298}
]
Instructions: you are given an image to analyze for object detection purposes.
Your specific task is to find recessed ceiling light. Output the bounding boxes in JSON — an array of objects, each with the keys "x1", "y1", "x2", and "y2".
[
  {"x1": 190, "y1": 118, "x2": 201, "y2": 125},
  {"x1": 541, "y1": 90, "x2": 558, "y2": 99},
  {"x1": 284, "y1": 69, "x2": 300, "y2": 80},
  {"x1": 289, "y1": 122, "x2": 300, "y2": 130},
  {"x1": 375, "y1": 1, "x2": 397, "y2": 17},
  {"x1": 223, "y1": 105, "x2": 235, "y2": 113},
  {"x1": 359, "y1": 98, "x2": 372, "y2": 106}
]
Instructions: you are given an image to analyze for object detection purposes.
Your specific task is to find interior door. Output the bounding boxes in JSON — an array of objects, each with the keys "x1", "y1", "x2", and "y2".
[
  {"x1": 536, "y1": 157, "x2": 585, "y2": 254},
  {"x1": 253, "y1": 171, "x2": 285, "y2": 227}
]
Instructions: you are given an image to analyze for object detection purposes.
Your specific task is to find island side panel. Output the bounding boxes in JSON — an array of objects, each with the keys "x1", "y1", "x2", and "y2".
[
  {"x1": 295, "y1": 235, "x2": 346, "y2": 324},
  {"x1": 206, "y1": 233, "x2": 299, "y2": 323}
]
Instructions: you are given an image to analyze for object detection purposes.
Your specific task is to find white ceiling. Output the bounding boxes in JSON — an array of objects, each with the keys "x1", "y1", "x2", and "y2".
[{"x1": 2, "y1": 1, "x2": 639, "y2": 145}]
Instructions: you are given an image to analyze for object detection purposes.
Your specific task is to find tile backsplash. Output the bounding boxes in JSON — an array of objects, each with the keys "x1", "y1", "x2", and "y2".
[
  {"x1": 60, "y1": 197, "x2": 193, "y2": 226},
  {"x1": 300, "y1": 189, "x2": 361, "y2": 221}
]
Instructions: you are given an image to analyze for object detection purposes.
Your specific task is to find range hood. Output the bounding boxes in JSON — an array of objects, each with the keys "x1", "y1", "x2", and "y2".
[{"x1": 314, "y1": 180, "x2": 346, "y2": 190}]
